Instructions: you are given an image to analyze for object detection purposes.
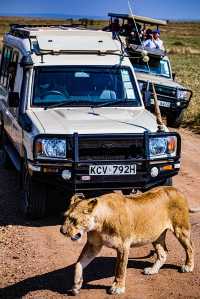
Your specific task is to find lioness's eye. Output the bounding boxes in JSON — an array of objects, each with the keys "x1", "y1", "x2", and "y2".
[{"x1": 69, "y1": 217, "x2": 77, "y2": 225}]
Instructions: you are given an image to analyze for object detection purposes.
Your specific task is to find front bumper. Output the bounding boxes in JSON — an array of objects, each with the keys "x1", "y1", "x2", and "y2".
[
  {"x1": 29, "y1": 132, "x2": 181, "y2": 193},
  {"x1": 139, "y1": 82, "x2": 193, "y2": 114}
]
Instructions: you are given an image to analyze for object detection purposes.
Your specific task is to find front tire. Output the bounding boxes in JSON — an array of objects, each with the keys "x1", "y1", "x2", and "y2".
[
  {"x1": 0, "y1": 147, "x2": 10, "y2": 168},
  {"x1": 20, "y1": 161, "x2": 47, "y2": 219},
  {"x1": 166, "y1": 109, "x2": 185, "y2": 128},
  {"x1": 0, "y1": 129, "x2": 13, "y2": 169},
  {"x1": 162, "y1": 177, "x2": 173, "y2": 186}
]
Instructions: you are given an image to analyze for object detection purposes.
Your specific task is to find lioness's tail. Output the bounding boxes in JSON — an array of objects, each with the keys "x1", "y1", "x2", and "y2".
[{"x1": 189, "y1": 207, "x2": 200, "y2": 213}]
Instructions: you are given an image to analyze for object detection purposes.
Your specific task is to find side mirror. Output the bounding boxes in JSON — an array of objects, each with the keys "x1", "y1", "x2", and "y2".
[
  {"x1": 8, "y1": 92, "x2": 20, "y2": 107},
  {"x1": 18, "y1": 113, "x2": 32, "y2": 132},
  {"x1": 172, "y1": 72, "x2": 176, "y2": 80}
]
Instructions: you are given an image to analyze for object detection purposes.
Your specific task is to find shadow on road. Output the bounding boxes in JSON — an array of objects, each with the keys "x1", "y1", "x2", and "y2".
[
  {"x1": 0, "y1": 168, "x2": 67, "y2": 228},
  {"x1": 0, "y1": 257, "x2": 180, "y2": 298}
]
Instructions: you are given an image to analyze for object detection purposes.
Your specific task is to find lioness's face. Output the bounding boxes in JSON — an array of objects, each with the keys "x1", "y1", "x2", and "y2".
[{"x1": 60, "y1": 197, "x2": 97, "y2": 241}]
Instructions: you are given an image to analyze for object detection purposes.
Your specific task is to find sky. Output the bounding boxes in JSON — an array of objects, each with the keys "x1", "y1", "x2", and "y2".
[{"x1": 0, "y1": 0, "x2": 200, "y2": 20}]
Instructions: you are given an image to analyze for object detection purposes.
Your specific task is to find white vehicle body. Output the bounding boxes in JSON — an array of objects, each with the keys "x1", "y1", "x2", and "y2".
[
  {"x1": 132, "y1": 55, "x2": 192, "y2": 128},
  {"x1": 0, "y1": 25, "x2": 181, "y2": 218}
]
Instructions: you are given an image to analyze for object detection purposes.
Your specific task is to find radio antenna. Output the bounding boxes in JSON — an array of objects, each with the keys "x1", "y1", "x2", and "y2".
[
  {"x1": 128, "y1": 0, "x2": 165, "y2": 132},
  {"x1": 128, "y1": 0, "x2": 134, "y2": 16}
]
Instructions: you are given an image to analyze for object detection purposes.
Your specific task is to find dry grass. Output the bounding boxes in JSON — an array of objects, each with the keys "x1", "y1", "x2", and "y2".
[
  {"x1": 0, "y1": 17, "x2": 199, "y2": 129},
  {"x1": 162, "y1": 22, "x2": 200, "y2": 129},
  {"x1": 169, "y1": 54, "x2": 200, "y2": 129}
]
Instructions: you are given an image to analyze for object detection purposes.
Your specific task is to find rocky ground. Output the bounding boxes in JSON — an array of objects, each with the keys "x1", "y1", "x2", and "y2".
[{"x1": 0, "y1": 128, "x2": 200, "y2": 299}]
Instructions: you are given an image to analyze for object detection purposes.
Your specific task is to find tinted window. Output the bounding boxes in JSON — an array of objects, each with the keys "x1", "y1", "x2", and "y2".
[
  {"x1": 0, "y1": 47, "x2": 12, "y2": 87},
  {"x1": 132, "y1": 57, "x2": 171, "y2": 78},
  {"x1": 32, "y1": 66, "x2": 141, "y2": 107},
  {"x1": 0, "y1": 47, "x2": 19, "y2": 90}
]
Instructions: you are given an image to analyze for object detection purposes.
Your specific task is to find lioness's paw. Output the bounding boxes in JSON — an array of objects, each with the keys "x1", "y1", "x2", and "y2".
[
  {"x1": 70, "y1": 288, "x2": 80, "y2": 296},
  {"x1": 144, "y1": 267, "x2": 158, "y2": 275},
  {"x1": 181, "y1": 265, "x2": 193, "y2": 273},
  {"x1": 108, "y1": 285, "x2": 125, "y2": 295}
]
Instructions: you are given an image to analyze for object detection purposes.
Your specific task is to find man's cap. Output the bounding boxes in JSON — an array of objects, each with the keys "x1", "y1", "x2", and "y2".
[{"x1": 152, "y1": 29, "x2": 160, "y2": 34}]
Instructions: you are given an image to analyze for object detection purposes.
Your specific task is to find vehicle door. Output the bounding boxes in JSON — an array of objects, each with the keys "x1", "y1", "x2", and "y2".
[
  {"x1": 0, "y1": 46, "x2": 13, "y2": 138},
  {"x1": 0, "y1": 46, "x2": 24, "y2": 155},
  {"x1": 8, "y1": 50, "x2": 24, "y2": 156}
]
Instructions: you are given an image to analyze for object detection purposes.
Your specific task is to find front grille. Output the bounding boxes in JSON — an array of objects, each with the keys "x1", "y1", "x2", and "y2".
[
  {"x1": 78, "y1": 136, "x2": 145, "y2": 161},
  {"x1": 140, "y1": 81, "x2": 177, "y2": 99}
]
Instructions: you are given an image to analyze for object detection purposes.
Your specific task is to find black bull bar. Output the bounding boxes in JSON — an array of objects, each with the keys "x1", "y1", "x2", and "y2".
[{"x1": 69, "y1": 131, "x2": 181, "y2": 193}]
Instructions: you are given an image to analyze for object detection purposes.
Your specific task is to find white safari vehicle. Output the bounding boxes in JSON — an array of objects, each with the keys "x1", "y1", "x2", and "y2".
[
  {"x1": 0, "y1": 24, "x2": 181, "y2": 218},
  {"x1": 107, "y1": 13, "x2": 193, "y2": 128}
]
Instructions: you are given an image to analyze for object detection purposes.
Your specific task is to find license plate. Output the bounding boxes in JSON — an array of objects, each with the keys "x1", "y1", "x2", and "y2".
[
  {"x1": 151, "y1": 99, "x2": 171, "y2": 108},
  {"x1": 89, "y1": 164, "x2": 136, "y2": 176}
]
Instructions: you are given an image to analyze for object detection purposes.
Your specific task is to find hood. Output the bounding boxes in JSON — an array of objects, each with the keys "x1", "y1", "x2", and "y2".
[
  {"x1": 135, "y1": 72, "x2": 185, "y2": 89},
  {"x1": 30, "y1": 107, "x2": 159, "y2": 135}
]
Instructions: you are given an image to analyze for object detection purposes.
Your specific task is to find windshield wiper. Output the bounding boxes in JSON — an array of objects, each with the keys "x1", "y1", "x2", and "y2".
[
  {"x1": 44, "y1": 99, "x2": 133, "y2": 110},
  {"x1": 136, "y1": 69, "x2": 166, "y2": 77},
  {"x1": 91, "y1": 100, "x2": 128, "y2": 108},
  {"x1": 135, "y1": 69, "x2": 150, "y2": 73},
  {"x1": 44, "y1": 100, "x2": 94, "y2": 110}
]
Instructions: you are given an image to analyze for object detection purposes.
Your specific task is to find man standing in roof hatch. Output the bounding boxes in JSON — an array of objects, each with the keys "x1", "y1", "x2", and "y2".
[
  {"x1": 152, "y1": 29, "x2": 165, "y2": 50},
  {"x1": 143, "y1": 29, "x2": 165, "y2": 51}
]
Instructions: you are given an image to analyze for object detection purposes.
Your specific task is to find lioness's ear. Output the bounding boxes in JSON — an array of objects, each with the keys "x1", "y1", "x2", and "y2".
[
  {"x1": 82, "y1": 198, "x2": 98, "y2": 214},
  {"x1": 88, "y1": 198, "x2": 98, "y2": 212},
  {"x1": 70, "y1": 193, "x2": 85, "y2": 205}
]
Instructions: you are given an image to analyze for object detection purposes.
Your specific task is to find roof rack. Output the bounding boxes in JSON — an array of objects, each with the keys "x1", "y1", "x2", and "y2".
[
  {"x1": 7, "y1": 24, "x2": 122, "y2": 58},
  {"x1": 108, "y1": 13, "x2": 167, "y2": 26},
  {"x1": 9, "y1": 23, "x2": 86, "y2": 38}
]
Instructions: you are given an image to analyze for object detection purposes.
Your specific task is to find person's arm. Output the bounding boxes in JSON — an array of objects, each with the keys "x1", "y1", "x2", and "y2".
[
  {"x1": 152, "y1": 38, "x2": 160, "y2": 49},
  {"x1": 159, "y1": 40, "x2": 165, "y2": 50},
  {"x1": 143, "y1": 39, "x2": 150, "y2": 47}
]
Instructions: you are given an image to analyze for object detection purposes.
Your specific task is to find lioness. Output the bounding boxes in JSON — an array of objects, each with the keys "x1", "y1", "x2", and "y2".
[{"x1": 60, "y1": 186, "x2": 196, "y2": 295}]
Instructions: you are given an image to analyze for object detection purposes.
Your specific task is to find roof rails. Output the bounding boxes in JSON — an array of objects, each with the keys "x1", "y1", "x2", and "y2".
[{"x1": 9, "y1": 24, "x2": 31, "y2": 38}]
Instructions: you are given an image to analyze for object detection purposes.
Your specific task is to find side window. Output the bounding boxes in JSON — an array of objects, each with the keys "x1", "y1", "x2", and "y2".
[
  {"x1": 8, "y1": 51, "x2": 19, "y2": 91},
  {"x1": 0, "y1": 47, "x2": 13, "y2": 88},
  {"x1": 0, "y1": 47, "x2": 19, "y2": 91}
]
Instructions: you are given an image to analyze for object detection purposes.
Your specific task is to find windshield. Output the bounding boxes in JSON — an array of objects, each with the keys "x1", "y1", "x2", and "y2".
[
  {"x1": 32, "y1": 66, "x2": 141, "y2": 107},
  {"x1": 132, "y1": 58, "x2": 171, "y2": 78}
]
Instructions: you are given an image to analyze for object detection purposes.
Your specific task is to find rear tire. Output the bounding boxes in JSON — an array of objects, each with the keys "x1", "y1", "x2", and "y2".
[{"x1": 20, "y1": 160, "x2": 47, "y2": 219}]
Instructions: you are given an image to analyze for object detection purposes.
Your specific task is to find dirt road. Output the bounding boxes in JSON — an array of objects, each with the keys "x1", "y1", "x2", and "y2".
[{"x1": 0, "y1": 128, "x2": 200, "y2": 299}]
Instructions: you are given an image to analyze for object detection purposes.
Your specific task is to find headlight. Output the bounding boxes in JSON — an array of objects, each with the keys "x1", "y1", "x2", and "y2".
[
  {"x1": 149, "y1": 136, "x2": 177, "y2": 159},
  {"x1": 177, "y1": 89, "x2": 188, "y2": 100},
  {"x1": 35, "y1": 138, "x2": 66, "y2": 159}
]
